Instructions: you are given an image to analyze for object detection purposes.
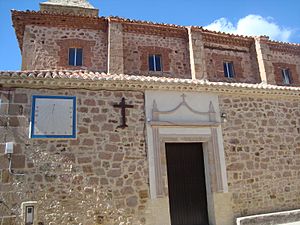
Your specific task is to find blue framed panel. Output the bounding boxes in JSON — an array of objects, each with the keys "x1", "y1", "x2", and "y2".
[{"x1": 30, "y1": 95, "x2": 77, "y2": 139}]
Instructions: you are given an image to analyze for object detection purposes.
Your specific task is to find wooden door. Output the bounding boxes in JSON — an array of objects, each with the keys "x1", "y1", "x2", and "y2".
[{"x1": 165, "y1": 143, "x2": 209, "y2": 225}]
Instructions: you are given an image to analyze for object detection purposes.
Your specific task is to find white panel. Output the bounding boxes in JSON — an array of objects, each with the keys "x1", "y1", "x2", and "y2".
[
  {"x1": 159, "y1": 127, "x2": 211, "y2": 136},
  {"x1": 145, "y1": 90, "x2": 220, "y2": 123},
  {"x1": 34, "y1": 98, "x2": 73, "y2": 135}
]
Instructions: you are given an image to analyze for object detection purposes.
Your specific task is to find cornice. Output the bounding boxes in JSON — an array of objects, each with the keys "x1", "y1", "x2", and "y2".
[
  {"x1": 11, "y1": 10, "x2": 107, "y2": 51},
  {"x1": 109, "y1": 16, "x2": 187, "y2": 39},
  {"x1": 1, "y1": 71, "x2": 300, "y2": 99},
  {"x1": 122, "y1": 23, "x2": 188, "y2": 39},
  {"x1": 267, "y1": 41, "x2": 300, "y2": 55},
  {"x1": 201, "y1": 31, "x2": 254, "y2": 48}
]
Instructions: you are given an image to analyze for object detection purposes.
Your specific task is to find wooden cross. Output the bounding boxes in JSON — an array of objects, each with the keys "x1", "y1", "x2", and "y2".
[{"x1": 113, "y1": 97, "x2": 134, "y2": 129}]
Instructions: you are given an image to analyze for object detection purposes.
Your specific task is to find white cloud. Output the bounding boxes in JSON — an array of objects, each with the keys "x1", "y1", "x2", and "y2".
[{"x1": 204, "y1": 15, "x2": 292, "y2": 42}]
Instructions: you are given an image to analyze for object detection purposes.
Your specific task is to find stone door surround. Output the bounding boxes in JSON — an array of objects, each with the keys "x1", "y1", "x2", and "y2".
[{"x1": 146, "y1": 91, "x2": 228, "y2": 198}]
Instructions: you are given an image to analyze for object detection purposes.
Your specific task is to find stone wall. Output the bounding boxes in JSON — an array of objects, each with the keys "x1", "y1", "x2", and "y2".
[
  {"x1": 22, "y1": 25, "x2": 108, "y2": 71},
  {"x1": 0, "y1": 88, "x2": 148, "y2": 224},
  {"x1": 123, "y1": 32, "x2": 191, "y2": 78},
  {"x1": 219, "y1": 95, "x2": 300, "y2": 218}
]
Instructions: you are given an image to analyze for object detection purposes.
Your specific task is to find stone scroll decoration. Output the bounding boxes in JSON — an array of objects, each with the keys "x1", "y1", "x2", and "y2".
[{"x1": 148, "y1": 93, "x2": 228, "y2": 198}]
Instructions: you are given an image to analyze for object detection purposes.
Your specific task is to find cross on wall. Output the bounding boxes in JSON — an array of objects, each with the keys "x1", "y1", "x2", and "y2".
[{"x1": 113, "y1": 97, "x2": 134, "y2": 129}]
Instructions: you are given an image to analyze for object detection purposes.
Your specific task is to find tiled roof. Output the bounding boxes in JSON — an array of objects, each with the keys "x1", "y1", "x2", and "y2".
[{"x1": 1, "y1": 70, "x2": 300, "y2": 97}]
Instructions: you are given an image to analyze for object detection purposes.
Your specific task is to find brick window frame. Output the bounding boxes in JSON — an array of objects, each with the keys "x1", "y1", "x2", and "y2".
[
  {"x1": 56, "y1": 39, "x2": 96, "y2": 69},
  {"x1": 273, "y1": 63, "x2": 299, "y2": 86},
  {"x1": 139, "y1": 46, "x2": 171, "y2": 73},
  {"x1": 208, "y1": 53, "x2": 243, "y2": 82}
]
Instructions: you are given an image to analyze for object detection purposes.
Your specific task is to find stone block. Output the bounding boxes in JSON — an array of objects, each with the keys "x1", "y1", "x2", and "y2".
[
  {"x1": 0, "y1": 155, "x2": 9, "y2": 169},
  {"x1": 82, "y1": 165, "x2": 93, "y2": 174},
  {"x1": 11, "y1": 155, "x2": 25, "y2": 169},
  {"x1": 93, "y1": 114, "x2": 106, "y2": 122},
  {"x1": 78, "y1": 156, "x2": 92, "y2": 164},
  {"x1": 14, "y1": 93, "x2": 28, "y2": 103},
  {"x1": 83, "y1": 99, "x2": 96, "y2": 106},
  {"x1": 1, "y1": 170, "x2": 11, "y2": 183},
  {"x1": 107, "y1": 169, "x2": 121, "y2": 177},
  {"x1": 8, "y1": 104, "x2": 23, "y2": 115},
  {"x1": 113, "y1": 153, "x2": 124, "y2": 161},
  {"x1": 126, "y1": 196, "x2": 138, "y2": 207},
  {"x1": 99, "y1": 152, "x2": 112, "y2": 160}
]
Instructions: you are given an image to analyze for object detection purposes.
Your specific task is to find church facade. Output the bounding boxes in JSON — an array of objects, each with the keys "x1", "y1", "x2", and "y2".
[{"x1": 1, "y1": 0, "x2": 300, "y2": 225}]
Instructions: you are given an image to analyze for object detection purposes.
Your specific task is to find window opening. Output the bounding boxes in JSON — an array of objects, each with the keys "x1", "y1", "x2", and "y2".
[
  {"x1": 223, "y1": 62, "x2": 235, "y2": 78},
  {"x1": 149, "y1": 55, "x2": 162, "y2": 71},
  {"x1": 69, "y1": 48, "x2": 83, "y2": 66},
  {"x1": 281, "y1": 68, "x2": 291, "y2": 85}
]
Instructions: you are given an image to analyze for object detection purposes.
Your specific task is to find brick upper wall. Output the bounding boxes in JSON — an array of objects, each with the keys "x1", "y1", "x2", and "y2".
[
  {"x1": 22, "y1": 25, "x2": 108, "y2": 71},
  {"x1": 11, "y1": 11, "x2": 300, "y2": 86},
  {"x1": 204, "y1": 43, "x2": 261, "y2": 83},
  {"x1": 268, "y1": 48, "x2": 300, "y2": 86},
  {"x1": 123, "y1": 32, "x2": 191, "y2": 78}
]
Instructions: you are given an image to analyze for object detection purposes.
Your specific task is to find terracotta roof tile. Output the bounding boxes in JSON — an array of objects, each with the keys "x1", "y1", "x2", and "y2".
[{"x1": 1, "y1": 70, "x2": 300, "y2": 93}]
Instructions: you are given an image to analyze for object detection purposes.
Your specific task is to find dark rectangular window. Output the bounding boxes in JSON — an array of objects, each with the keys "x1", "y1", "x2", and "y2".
[
  {"x1": 69, "y1": 48, "x2": 75, "y2": 66},
  {"x1": 149, "y1": 54, "x2": 162, "y2": 71},
  {"x1": 281, "y1": 68, "x2": 291, "y2": 85},
  {"x1": 69, "y1": 48, "x2": 83, "y2": 66},
  {"x1": 223, "y1": 62, "x2": 235, "y2": 78}
]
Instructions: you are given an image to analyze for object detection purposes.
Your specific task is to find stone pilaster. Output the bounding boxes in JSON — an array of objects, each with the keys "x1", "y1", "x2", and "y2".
[
  {"x1": 255, "y1": 36, "x2": 276, "y2": 84},
  {"x1": 21, "y1": 25, "x2": 33, "y2": 70},
  {"x1": 108, "y1": 19, "x2": 124, "y2": 74},
  {"x1": 187, "y1": 27, "x2": 207, "y2": 80}
]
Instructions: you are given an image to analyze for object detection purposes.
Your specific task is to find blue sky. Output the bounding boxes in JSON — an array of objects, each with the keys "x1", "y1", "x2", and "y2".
[{"x1": 0, "y1": 0, "x2": 299, "y2": 71}]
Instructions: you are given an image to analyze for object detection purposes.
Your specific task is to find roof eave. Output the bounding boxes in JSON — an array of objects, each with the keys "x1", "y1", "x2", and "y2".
[{"x1": 1, "y1": 71, "x2": 300, "y2": 98}]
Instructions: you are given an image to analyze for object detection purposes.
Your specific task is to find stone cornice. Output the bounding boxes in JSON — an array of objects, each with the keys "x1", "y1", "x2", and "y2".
[
  {"x1": 11, "y1": 10, "x2": 107, "y2": 51},
  {"x1": 1, "y1": 71, "x2": 300, "y2": 98}
]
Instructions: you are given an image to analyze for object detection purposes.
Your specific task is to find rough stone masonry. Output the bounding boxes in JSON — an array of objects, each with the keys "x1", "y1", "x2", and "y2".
[{"x1": 1, "y1": 0, "x2": 300, "y2": 224}]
